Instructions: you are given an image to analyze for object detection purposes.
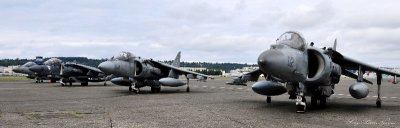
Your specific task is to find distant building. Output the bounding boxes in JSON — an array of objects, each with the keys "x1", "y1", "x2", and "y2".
[
  {"x1": 0, "y1": 65, "x2": 26, "y2": 76},
  {"x1": 180, "y1": 67, "x2": 207, "y2": 72},
  {"x1": 226, "y1": 66, "x2": 258, "y2": 77}
]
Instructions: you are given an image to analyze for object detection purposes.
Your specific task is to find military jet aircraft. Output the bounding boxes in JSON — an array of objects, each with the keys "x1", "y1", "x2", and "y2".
[
  {"x1": 98, "y1": 51, "x2": 212, "y2": 93},
  {"x1": 28, "y1": 58, "x2": 62, "y2": 83},
  {"x1": 242, "y1": 31, "x2": 400, "y2": 113},
  {"x1": 225, "y1": 78, "x2": 247, "y2": 86},
  {"x1": 60, "y1": 62, "x2": 108, "y2": 86},
  {"x1": 226, "y1": 70, "x2": 263, "y2": 86}
]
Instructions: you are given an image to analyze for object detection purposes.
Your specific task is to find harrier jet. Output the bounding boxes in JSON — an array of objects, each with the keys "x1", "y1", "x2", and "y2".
[
  {"x1": 28, "y1": 58, "x2": 62, "y2": 83},
  {"x1": 98, "y1": 51, "x2": 212, "y2": 93},
  {"x1": 243, "y1": 31, "x2": 400, "y2": 113},
  {"x1": 60, "y1": 62, "x2": 108, "y2": 86}
]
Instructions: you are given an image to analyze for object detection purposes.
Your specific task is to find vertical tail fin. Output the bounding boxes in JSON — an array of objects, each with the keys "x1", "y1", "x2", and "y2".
[
  {"x1": 168, "y1": 51, "x2": 181, "y2": 78},
  {"x1": 333, "y1": 38, "x2": 337, "y2": 51},
  {"x1": 172, "y1": 51, "x2": 181, "y2": 67}
]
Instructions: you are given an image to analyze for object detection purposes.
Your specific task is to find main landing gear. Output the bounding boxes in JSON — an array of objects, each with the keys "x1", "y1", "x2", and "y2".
[
  {"x1": 311, "y1": 96, "x2": 327, "y2": 108},
  {"x1": 151, "y1": 87, "x2": 161, "y2": 93},
  {"x1": 129, "y1": 84, "x2": 139, "y2": 94}
]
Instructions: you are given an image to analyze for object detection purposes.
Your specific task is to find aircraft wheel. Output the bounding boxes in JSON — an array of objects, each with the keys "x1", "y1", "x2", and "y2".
[
  {"x1": 296, "y1": 96, "x2": 306, "y2": 113},
  {"x1": 35, "y1": 81, "x2": 38, "y2": 83},
  {"x1": 320, "y1": 97, "x2": 327, "y2": 107},
  {"x1": 103, "y1": 82, "x2": 107, "y2": 86},
  {"x1": 296, "y1": 104, "x2": 306, "y2": 113},
  {"x1": 40, "y1": 80, "x2": 43, "y2": 83},
  {"x1": 69, "y1": 82, "x2": 72, "y2": 86},
  {"x1": 81, "y1": 82, "x2": 88, "y2": 86},
  {"x1": 151, "y1": 87, "x2": 156, "y2": 93},
  {"x1": 186, "y1": 86, "x2": 190, "y2": 92},
  {"x1": 376, "y1": 100, "x2": 381, "y2": 108},
  {"x1": 311, "y1": 96, "x2": 318, "y2": 107},
  {"x1": 266, "y1": 96, "x2": 271, "y2": 103},
  {"x1": 129, "y1": 86, "x2": 133, "y2": 92}
]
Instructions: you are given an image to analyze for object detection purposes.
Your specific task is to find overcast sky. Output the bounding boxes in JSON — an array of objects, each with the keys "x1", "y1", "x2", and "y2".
[{"x1": 0, "y1": 0, "x2": 399, "y2": 66}]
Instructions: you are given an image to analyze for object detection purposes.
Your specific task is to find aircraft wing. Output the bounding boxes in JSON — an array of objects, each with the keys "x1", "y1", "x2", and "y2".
[
  {"x1": 149, "y1": 60, "x2": 213, "y2": 79},
  {"x1": 64, "y1": 63, "x2": 103, "y2": 74},
  {"x1": 332, "y1": 51, "x2": 400, "y2": 77}
]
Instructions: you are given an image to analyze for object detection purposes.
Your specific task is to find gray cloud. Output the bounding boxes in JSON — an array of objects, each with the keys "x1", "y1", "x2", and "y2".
[{"x1": 0, "y1": 0, "x2": 399, "y2": 66}]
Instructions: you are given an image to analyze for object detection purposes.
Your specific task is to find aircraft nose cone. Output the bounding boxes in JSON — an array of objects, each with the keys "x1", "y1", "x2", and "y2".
[
  {"x1": 28, "y1": 65, "x2": 42, "y2": 72},
  {"x1": 98, "y1": 61, "x2": 116, "y2": 74},
  {"x1": 257, "y1": 49, "x2": 284, "y2": 73},
  {"x1": 12, "y1": 67, "x2": 21, "y2": 72}
]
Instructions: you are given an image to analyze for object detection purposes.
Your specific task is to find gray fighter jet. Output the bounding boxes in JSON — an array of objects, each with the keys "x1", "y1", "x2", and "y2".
[
  {"x1": 243, "y1": 31, "x2": 400, "y2": 113},
  {"x1": 98, "y1": 51, "x2": 212, "y2": 93},
  {"x1": 60, "y1": 62, "x2": 108, "y2": 86},
  {"x1": 226, "y1": 70, "x2": 263, "y2": 86},
  {"x1": 28, "y1": 58, "x2": 62, "y2": 83}
]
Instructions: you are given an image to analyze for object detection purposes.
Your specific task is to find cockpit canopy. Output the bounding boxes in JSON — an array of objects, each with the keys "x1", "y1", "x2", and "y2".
[
  {"x1": 22, "y1": 62, "x2": 36, "y2": 67},
  {"x1": 114, "y1": 51, "x2": 135, "y2": 61},
  {"x1": 44, "y1": 58, "x2": 62, "y2": 65},
  {"x1": 276, "y1": 31, "x2": 306, "y2": 51}
]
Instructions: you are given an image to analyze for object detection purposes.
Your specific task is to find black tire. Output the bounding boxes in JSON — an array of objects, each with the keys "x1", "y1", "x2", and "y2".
[
  {"x1": 296, "y1": 105, "x2": 306, "y2": 113},
  {"x1": 376, "y1": 100, "x2": 381, "y2": 108},
  {"x1": 320, "y1": 97, "x2": 327, "y2": 107},
  {"x1": 311, "y1": 96, "x2": 318, "y2": 107},
  {"x1": 266, "y1": 97, "x2": 271, "y2": 103},
  {"x1": 81, "y1": 82, "x2": 88, "y2": 86},
  {"x1": 129, "y1": 87, "x2": 133, "y2": 92},
  {"x1": 186, "y1": 86, "x2": 190, "y2": 92}
]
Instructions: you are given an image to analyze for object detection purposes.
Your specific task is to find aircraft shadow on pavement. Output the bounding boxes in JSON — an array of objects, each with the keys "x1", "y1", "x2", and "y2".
[
  {"x1": 236, "y1": 99, "x2": 399, "y2": 113},
  {"x1": 110, "y1": 89, "x2": 207, "y2": 95}
]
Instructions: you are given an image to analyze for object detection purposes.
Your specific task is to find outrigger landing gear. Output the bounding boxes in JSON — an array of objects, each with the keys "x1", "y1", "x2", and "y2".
[
  {"x1": 186, "y1": 78, "x2": 190, "y2": 92},
  {"x1": 296, "y1": 83, "x2": 306, "y2": 113},
  {"x1": 376, "y1": 73, "x2": 382, "y2": 108}
]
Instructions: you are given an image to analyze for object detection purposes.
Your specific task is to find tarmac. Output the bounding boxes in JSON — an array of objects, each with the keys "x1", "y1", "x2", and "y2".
[{"x1": 0, "y1": 79, "x2": 400, "y2": 128}]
